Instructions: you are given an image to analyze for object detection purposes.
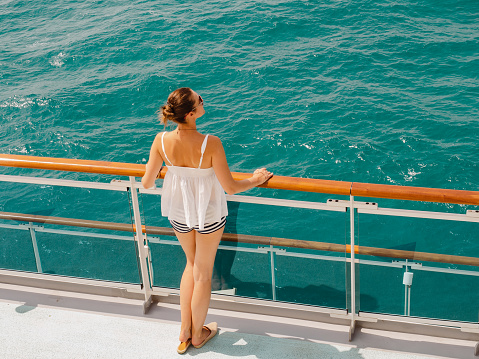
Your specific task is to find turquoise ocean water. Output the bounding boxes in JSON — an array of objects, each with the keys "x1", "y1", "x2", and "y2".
[{"x1": 1, "y1": 0, "x2": 478, "y2": 320}]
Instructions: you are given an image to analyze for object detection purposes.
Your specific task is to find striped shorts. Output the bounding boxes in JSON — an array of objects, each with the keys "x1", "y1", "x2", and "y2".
[{"x1": 170, "y1": 217, "x2": 226, "y2": 234}]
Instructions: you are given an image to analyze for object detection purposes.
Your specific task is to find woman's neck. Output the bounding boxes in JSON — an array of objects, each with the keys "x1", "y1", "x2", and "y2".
[{"x1": 176, "y1": 122, "x2": 197, "y2": 132}]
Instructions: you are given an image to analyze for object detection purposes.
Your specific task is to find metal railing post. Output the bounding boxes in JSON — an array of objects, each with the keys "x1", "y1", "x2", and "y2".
[
  {"x1": 270, "y1": 245, "x2": 277, "y2": 301},
  {"x1": 28, "y1": 222, "x2": 42, "y2": 273},
  {"x1": 129, "y1": 176, "x2": 153, "y2": 313},
  {"x1": 349, "y1": 195, "x2": 356, "y2": 341}
]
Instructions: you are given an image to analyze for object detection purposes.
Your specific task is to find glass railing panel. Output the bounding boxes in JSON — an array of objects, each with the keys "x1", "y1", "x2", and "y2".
[
  {"x1": 410, "y1": 269, "x2": 479, "y2": 322},
  {"x1": 357, "y1": 206, "x2": 479, "y2": 322},
  {"x1": 32, "y1": 229, "x2": 140, "y2": 283},
  {"x1": 356, "y1": 263, "x2": 405, "y2": 315},
  {"x1": 214, "y1": 248, "x2": 273, "y2": 300},
  {"x1": 145, "y1": 236, "x2": 273, "y2": 299},
  {"x1": 272, "y1": 209, "x2": 348, "y2": 309},
  {"x1": 0, "y1": 179, "x2": 141, "y2": 283},
  {"x1": 141, "y1": 191, "x2": 348, "y2": 306},
  {"x1": 140, "y1": 194, "x2": 274, "y2": 299},
  {"x1": 274, "y1": 253, "x2": 348, "y2": 309},
  {"x1": 0, "y1": 221, "x2": 39, "y2": 272},
  {"x1": 146, "y1": 237, "x2": 184, "y2": 289}
]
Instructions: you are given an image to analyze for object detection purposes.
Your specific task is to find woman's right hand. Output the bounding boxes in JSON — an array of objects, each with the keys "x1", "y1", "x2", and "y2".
[{"x1": 253, "y1": 168, "x2": 273, "y2": 185}]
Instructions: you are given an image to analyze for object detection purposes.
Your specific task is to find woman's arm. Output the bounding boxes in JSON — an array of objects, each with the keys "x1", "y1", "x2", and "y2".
[
  {"x1": 141, "y1": 134, "x2": 164, "y2": 189},
  {"x1": 210, "y1": 136, "x2": 273, "y2": 195}
]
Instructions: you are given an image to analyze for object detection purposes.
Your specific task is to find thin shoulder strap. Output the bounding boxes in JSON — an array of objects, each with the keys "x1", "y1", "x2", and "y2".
[
  {"x1": 198, "y1": 134, "x2": 209, "y2": 169},
  {"x1": 161, "y1": 132, "x2": 174, "y2": 166}
]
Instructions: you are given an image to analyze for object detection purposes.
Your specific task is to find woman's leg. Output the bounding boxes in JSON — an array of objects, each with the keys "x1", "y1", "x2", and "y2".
[
  {"x1": 190, "y1": 227, "x2": 224, "y2": 346},
  {"x1": 175, "y1": 229, "x2": 196, "y2": 342}
]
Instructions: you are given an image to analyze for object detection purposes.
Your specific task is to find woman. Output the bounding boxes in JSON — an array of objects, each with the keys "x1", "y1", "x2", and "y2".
[{"x1": 142, "y1": 88, "x2": 273, "y2": 354}]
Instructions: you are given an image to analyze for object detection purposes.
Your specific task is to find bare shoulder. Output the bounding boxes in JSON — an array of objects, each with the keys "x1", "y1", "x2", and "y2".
[
  {"x1": 152, "y1": 132, "x2": 166, "y2": 149},
  {"x1": 206, "y1": 135, "x2": 223, "y2": 148},
  {"x1": 154, "y1": 131, "x2": 168, "y2": 142}
]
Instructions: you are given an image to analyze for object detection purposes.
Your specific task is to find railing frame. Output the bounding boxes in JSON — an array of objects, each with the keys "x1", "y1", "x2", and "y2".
[
  {"x1": 349, "y1": 195, "x2": 357, "y2": 340},
  {"x1": 1, "y1": 154, "x2": 479, "y2": 354}
]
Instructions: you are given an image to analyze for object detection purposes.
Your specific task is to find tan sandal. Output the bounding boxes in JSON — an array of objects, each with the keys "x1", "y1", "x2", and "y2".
[
  {"x1": 177, "y1": 338, "x2": 191, "y2": 354},
  {"x1": 192, "y1": 322, "x2": 218, "y2": 349}
]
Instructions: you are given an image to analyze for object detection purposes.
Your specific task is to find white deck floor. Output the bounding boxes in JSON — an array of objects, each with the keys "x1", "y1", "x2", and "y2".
[{"x1": 0, "y1": 283, "x2": 476, "y2": 359}]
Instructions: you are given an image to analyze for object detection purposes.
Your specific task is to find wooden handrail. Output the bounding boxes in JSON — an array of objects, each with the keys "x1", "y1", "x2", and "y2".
[
  {"x1": 1, "y1": 153, "x2": 478, "y2": 204},
  {"x1": 351, "y1": 182, "x2": 479, "y2": 206},
  {"x1": 0, "y1": 154, "x2": 352, "y2": 195},
  {"x1": 0, "y1": 154, "x2": 146, "y2": 178},
  {"x1": 1, "y1": 211, "x2": 478, "y2": 267}
]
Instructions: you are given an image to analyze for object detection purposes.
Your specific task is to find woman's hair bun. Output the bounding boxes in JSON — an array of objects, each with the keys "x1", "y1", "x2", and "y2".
[
  {"x1": 163, "y1": 103, "x2": 175, "y2": 115},
  {"x1": 159, "y1": 88, "x2": 195, "y2": 126}
]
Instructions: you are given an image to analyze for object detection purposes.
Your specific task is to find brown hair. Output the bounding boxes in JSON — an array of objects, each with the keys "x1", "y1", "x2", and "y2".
[{"x1": 159, "y1": 87, "x2": 195, "y2": 125}]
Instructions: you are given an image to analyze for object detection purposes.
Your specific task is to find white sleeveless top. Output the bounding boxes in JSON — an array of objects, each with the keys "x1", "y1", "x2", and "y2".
[{"x1": 160, "y1": 132, "x2": 228, "y2": 230}]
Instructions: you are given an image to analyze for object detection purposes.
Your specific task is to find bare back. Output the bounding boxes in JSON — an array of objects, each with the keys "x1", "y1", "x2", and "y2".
[{"x1": 158, "y1": 130, "x2": 213, "y2": 169}]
